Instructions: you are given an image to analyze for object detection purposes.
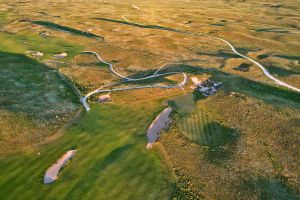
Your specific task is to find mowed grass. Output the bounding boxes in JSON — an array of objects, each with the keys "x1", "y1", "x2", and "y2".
[
  {"x1": 0, "y1": 30, "x2": 84, "y2": 154},
  {"x1": 0, "y1": 31, "x2": 84, "y2": 60},
  {"x1": 177, "y1": 106, "x2": 236, "y2": 147},
  {"x1": 0, "y1": 103, "x2": 172, "y2": 200},
  {"x1": 0, "y1": 51, "x2": 79, "y2": 153}
]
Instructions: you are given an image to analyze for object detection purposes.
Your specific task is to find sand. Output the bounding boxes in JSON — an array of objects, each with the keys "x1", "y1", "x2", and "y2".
[{"x1": 44, "y1": 150, "x2": 76, "y2": 184}]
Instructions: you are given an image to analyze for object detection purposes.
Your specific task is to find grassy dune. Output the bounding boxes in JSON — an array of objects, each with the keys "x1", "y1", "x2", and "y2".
[
  {"x1": 0, "y1": 0, "x2": 299, "y2": 199},
  {"x1": 0, "y1": 51, "x2": 78, "y2": 154},
  {"x1": 0, "y1": 103, "x2": 172, "y2": 200}
]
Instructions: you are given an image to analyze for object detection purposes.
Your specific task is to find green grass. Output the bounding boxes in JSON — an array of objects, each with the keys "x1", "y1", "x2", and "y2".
[
  {"x1": 0, "y1": 31, "x2": 84, "y2": 60},
  {"x1": 211, "y1": 70, "x2": 300, "y2": 108},
  {"x1": 0, "y1": 103, "x2": 172, "y2": 200},
  {"x1": 0, "y1": 51, "x2": 79, "y2": 154},
  {"x1": 32, "y1": 21, "x2": 104, "y2": 40},
  {"x1": 174, "y1": 101, "x2": 238, "y2": 163},
  {"x1": 241, "y1": 177, "x2": 298, "y2": 200},
  {"x1": 177, "y1": 107, "x2": 236, "y2": 147},
  {"x1": 265, "y1": 66, "x2": 300, "y2": 77}
]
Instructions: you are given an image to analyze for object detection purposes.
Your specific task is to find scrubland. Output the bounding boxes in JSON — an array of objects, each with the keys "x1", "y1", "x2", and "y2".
[{"x1": 0, "y1": 0, "x2": 299, "y2": 199}]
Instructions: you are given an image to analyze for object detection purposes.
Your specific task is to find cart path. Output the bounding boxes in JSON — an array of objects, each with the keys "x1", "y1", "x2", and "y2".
[
  {"x1": 93, "y1": 17, "x2": 300, "y2": 93},
  {"x1": 70, "y1": 17, "x2": 300, "y2": 111},
  {"x1": 80, "y1": 51, "x2": 187, "y2": 111}
]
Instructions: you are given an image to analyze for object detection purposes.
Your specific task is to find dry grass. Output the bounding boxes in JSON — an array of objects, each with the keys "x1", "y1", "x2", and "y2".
[{"x1": 0, "y1": 0, "x2": 299, "y2": 199}]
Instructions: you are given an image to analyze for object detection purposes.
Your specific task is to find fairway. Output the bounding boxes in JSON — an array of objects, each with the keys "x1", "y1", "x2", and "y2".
[
  {"x1": 0, "y1": 103, "x2": 172, "y2": 200},
  {"x1": 1, "y1": 0, "x2": 300, "y2": 198}
]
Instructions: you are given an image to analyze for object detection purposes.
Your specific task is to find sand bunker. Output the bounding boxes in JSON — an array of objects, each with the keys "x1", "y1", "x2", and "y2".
[
  {"x1": 53, "y1": 52, "x2": 67, "y2": 58},
  {"x1": 44, "y1": 150, "x2": 76, "y2": 184},
  {"x1": 146, "y1": 107, "x2": 172, "y2": 149}
]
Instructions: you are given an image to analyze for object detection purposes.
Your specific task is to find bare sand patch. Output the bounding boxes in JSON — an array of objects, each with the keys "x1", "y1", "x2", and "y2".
[
  {"x1": 146, "y1": 107, "x2": 172, "y2": 149},
  {"x1": 44, "y1": 150, "x2": 76, "y2": 184}
]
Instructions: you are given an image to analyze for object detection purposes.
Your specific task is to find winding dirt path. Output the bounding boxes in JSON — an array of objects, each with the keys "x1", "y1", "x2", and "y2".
[
  {"x1": 80, "y1": 51, "x2": 187, "y2": 111},
  {"x1": 93, "y1": 17, "x2": 300, "y2": 93},
  {"x1": 65, "y1": 15, "x2": 300, "y2": 111},
  {"x1": 213, "y1": 37, "x2": 300, "y2": 92}
]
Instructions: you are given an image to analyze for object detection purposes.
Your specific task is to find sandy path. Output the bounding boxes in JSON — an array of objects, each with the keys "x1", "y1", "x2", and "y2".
[
  {"x1": 80, "y1": 51, "x2": 187, "y2": 111},
  {"x1": 94, "y1": 16, "x2": 300, "y2": 93}
]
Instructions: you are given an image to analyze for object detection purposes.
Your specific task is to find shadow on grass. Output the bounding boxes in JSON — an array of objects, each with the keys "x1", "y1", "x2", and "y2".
[
  {"x1": 274, "y1": 54, "x2": 300, "y2": 62},
  {"x1": 210, "y1": 70, "x2": 300, "y2": 108},
  {"x1": 145, "y1": 64, "x2": 299, "y2": 108},
  {"x1": 118, "y1": 64, "x2": 205, "y2": 85},
  {"x1": 199, "y1": 122, "x2": 237, "y2": 146},
  {"x1": 257, "y1": 54, "x2": 269, "y2": 60},
  {"x1": 177, "y1": 107, "x2": 239, "y2": 163},
  {"x1": 93, "y1": 17, "x2": 190, "y2": 34},
  {"x1": 200, "y1": 122, "x2": 238, "y2": 163},
  {"x1": 209, "y1": 23, "x2": 225, "y2": 26},
  {"x1": 265, "y1": 66, "x2": 300, "y2": 77},
  {"x1": 234, "y1": 63, "x2": 251, "y2": 72},
  {"x1": 32, "y1": 21, "x2": 104, "y2": 40},
  {"x1": 121, "y1": 63, "x2": 300, "y2": 108},
  {"x1": 65, "y1": 144, "x2": 133, "y2": 199},
  {"x1": 0, "y1": 51, "x2": 79, "y2": 115},
  {"x1": 197, "y1": 50, "x2": 240, "y2": 59},
  {"x1": 240, "y1": 176, "x2": 299, "y2": 200},
  {"x1": 255, "y1": 28, "x2": 289, "y2": 33}
]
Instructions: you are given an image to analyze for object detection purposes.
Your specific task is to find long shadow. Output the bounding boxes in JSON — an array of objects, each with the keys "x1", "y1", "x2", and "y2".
[
  {"x1": 274, "y1": 54, "x2": 300, "y2": 62},
  {"x1": 197, "y1": 51, "x2": 240, "y2": 59},
  {"x1": 93, "y1": 17, "x2": 191, "y2": 35},
  {"x1": 127, "y1": 64, "x2": 205, "y2": 78},
  {"x1": 234, "y1": 63, "x2": 251, "y2": 72},
  {"x1": 121, "y1": 64, "x2": 205, "y2": 85},
  {"x1": 209, "y1": 23, "x2": 225, "y2": 27},
  {"x1": 199, "y1": 122, "x2": 237, "y2": 147},
  {"x1": 255, "y1": 28, "x2": 289, "y2": 33},
  {"x1": 120, "y1": 63, "x2": 300, "y2": 108},
  {"x1": 178, "y1": 111, "x2": 239, "y2": 163},
  {"x1": 0, "y1": 51, "x2": 79, "y2": 116},
  {"x1": 32, "y1": 21, "x2": 104, "y2": 40},
  {"x1": 265, "y1": 66, "x2": 300, "y2": 77},
  {"x1": 198, "y1": 122, "x2": 238, "y2": 163},
  {"x1": 210, "y1": 69, "x2": 300, "y2": 108},
  {"x1": 240, "y1": 176, "x2": 299, "y2": 200},
  {"x1": 65, "y1": 144, "x2": 133, "y2": 199}
]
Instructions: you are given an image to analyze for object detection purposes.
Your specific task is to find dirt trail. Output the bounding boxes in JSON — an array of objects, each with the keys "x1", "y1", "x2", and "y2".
[{"x1": 80, "y1": 51, "x2": 187, "y2": 111}]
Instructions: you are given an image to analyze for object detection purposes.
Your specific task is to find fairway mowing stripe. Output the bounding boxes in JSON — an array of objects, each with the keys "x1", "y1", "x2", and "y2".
[{"x1": 178, "y1": 107, "x2": 226, "y2": 146}]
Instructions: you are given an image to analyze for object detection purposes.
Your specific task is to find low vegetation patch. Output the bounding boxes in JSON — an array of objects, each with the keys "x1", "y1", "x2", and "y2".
[{"x1": 0, "y1": 51, "x2": 78, "y2": 154}]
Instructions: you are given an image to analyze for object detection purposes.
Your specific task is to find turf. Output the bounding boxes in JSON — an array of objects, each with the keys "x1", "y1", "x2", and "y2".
[
  {"x1": 0, "y1": 31, "x2": 84, "y2": 60},
  {"x1": 177, "y1": 107, "x2": 237, "y2": 147},
  {"x1": 0, "y1": 103, "x2": 172, "y2": 200},
  {"x1": 0, "y1": 0, "x2": 300, "y2": 198},
  {"x1": 0, "y1": 51, "x2": 79, "y2": 153}
]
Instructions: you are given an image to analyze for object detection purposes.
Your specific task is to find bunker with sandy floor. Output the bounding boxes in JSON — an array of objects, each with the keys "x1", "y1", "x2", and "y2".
[
  {"x1": 146, "y1": 107, "x2": 172, "y2": 148},
  {"x1": 44, "y1": 150, "x2": 76, "y2": 184}
]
